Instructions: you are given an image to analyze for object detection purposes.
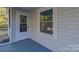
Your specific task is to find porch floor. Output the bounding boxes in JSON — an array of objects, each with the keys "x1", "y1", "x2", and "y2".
[{"x1": 0, "y1": 39, "x2": 52, "y2": 52}]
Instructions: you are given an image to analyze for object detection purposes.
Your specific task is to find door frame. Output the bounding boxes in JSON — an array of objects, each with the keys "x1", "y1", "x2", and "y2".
[{"x1": 15, "y1": 11, "x2": 30, "y2": 41}]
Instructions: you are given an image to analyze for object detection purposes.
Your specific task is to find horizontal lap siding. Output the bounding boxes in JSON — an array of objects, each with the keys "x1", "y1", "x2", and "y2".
[
  {"x1": 57, "y1": 8, "x2": 79, "y2": 51},
  {"x1": 31, "y1": 8, "x2": 79, "y2": 51}
]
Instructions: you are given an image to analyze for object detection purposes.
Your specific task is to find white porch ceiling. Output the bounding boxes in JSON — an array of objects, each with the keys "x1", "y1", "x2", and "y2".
[
  {"x1": 20, "y1": 7, "x2": 35, "y2": 10},
  {"x1": 18, "y1": 7, "x2": 38, "y2": 11}
]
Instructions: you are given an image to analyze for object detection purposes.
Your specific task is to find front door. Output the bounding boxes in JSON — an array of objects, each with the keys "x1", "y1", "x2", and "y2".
[{"x1": 16, "y1": 11, "x2": 30, "y2": 41}]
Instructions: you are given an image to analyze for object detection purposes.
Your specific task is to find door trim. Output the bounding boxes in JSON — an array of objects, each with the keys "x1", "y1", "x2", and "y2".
[{"x1": 15, "y1": 11, "x2": 30, "y2": 41}]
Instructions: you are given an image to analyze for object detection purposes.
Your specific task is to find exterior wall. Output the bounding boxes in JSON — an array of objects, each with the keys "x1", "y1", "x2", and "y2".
[
  {"x1": 57, "y1": 7, "x2": 79, "y2": 51},
  {"x1": 30, "y1": 8, "x2": 58, "y2": 51},
  {"x1": 10, "y1": 7, "x2": 79, "y2": 51},
  {"x1": 30, "y1": 7, "x2": 79, "y2": 51}
]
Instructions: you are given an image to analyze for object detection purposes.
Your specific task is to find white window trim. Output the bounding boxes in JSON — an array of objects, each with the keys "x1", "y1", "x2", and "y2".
[{"x1": 37, "y1": 7, "x2": 57, "y2": 40}]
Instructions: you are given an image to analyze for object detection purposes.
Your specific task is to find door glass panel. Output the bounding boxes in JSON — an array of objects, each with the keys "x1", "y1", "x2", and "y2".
[{"x1": 20, "y1": 15, "x2": 27, "y2": 32}]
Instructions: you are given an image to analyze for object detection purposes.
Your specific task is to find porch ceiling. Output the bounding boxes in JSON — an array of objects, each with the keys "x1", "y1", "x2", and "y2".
[{"x1": 18, "y1": 7, "x2": 38, "y2": 11}]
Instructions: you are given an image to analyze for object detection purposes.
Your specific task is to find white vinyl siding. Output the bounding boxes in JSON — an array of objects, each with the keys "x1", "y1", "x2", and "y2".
[{"x1": 31, "y1": 7, "x2": 79, "y2": 51}]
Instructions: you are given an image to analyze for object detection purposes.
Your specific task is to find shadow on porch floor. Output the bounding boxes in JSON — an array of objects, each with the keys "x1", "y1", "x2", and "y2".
[{"x1": 0, "y1": 39, "x2": 52, "y2": 52}]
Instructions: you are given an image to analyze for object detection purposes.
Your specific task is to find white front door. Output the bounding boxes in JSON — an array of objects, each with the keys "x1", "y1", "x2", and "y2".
[{"x1": 15, "y1": 11, "x2": 30, "y2": 41}]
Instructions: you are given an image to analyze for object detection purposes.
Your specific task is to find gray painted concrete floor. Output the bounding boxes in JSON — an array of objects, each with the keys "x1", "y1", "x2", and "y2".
[{"x1": 0, "y1": 39, "x2": 52, "y2": 52}]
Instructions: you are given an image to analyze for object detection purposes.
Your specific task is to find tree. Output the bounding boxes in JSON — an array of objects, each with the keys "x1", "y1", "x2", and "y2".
[{"x1": 0, "y1": 8, "x2": 8, "y2": 28}]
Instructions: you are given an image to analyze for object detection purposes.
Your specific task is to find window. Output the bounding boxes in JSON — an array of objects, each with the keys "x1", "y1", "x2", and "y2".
[
  {"x1": 20, "y1": 15, "x2": 27, "y2": 32},
  {"x1": 40, "y1": 9, "x2": 53, "y2": 34}
]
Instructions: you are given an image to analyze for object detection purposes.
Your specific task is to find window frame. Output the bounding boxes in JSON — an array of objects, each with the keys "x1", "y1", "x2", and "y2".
[
  {"x1": 40, "y1": 9, "x2": 53, "y2": 34},
  {"x1": 38, "y1": 8, "x2": 57, "y2": 40}
]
